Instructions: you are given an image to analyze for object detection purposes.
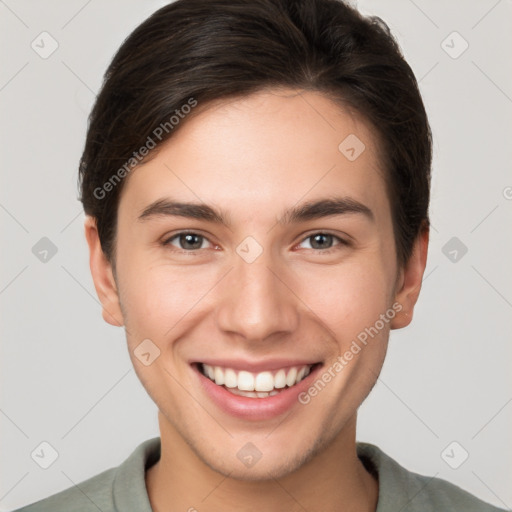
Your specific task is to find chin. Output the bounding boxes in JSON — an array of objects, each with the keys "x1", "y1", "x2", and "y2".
[{"x1": 193, "y1": 428, "x2": 331, "y2": 482}]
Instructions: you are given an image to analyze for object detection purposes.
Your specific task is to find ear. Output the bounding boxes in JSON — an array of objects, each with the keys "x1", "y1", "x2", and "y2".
[
  {"x1": 390, "y1": 224, "x2": 429, "y2": 330},
  {"x1": 84, "y1": 216, "x2": 124, "y2": 327}
]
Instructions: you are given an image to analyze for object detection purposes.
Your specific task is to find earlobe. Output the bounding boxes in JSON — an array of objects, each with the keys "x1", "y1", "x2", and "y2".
[
  {"x1": 390, "y1": 224, "x2": 429, "y2": 330},
  {"x1": 84, "y1": 216, "x2": 124, "y2": 327}
]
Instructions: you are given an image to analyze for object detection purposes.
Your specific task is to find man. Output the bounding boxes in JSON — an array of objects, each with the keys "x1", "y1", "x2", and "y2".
[{"x1": 15, "y1": 0, "x2": 506, "y2": 510}]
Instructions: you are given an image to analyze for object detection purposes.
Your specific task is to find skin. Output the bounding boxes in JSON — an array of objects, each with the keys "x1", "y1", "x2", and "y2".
[{"x1": 85, "y1": 88, "x2": 428, "y2": 512}]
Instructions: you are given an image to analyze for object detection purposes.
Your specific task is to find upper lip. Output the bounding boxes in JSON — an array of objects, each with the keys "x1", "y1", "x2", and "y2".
[{"x1": 191, "y1": 358, "x2": 321, "y2": 373}]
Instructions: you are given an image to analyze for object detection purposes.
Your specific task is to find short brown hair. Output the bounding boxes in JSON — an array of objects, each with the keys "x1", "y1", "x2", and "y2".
[{"x1": 78, "y1": 0, "x2": 432, "y2": 268}]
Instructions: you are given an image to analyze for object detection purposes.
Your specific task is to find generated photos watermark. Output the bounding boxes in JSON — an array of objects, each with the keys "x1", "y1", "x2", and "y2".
[
  {"x1": 93, "y1": 97, "x2": 198, "y2": 200},
  {"x1": 298, "y1": 301, "x2": 402, "y2": 405}
]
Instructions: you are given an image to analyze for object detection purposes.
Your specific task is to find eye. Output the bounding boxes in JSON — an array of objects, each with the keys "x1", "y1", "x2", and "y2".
[
  {"x1": 163, "y1": 231, "x2": 213, "y2": 251},
  {"x1": 297, "y1": 232, "x2": 348, "y2": 252}
]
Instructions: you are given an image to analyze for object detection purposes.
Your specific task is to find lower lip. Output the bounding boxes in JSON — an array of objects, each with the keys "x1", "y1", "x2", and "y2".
[{"x1": 194, "y1": 364, "x2": 321, "y2": 421}]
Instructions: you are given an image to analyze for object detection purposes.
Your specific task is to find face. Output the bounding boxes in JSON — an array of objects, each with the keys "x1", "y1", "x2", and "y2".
[{"x1": 86, "y1": 88, "x2": 427, "y2": 480}]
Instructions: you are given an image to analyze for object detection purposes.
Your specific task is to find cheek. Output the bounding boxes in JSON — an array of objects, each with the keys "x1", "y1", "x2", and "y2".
[
  {"x1": 118, "y1": 257, "x2": 219, "y2": 343},
  {"x1": 293, "y1": 255, "x2": 394, "y2": 340}
]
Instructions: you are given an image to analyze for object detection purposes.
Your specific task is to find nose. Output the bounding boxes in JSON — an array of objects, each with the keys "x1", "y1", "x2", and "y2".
[{"x1": 215, "y1": 250, "x2": 299, "y2": 343}]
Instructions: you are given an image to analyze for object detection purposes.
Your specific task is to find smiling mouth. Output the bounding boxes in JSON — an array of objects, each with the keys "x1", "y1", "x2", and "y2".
[{"x1": 197, "y1": 362, "x2": 320, "y2": 398}]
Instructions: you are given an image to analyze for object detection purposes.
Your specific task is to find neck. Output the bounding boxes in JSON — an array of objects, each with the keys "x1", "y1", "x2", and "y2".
[{"x1": 146, "y1": 413, "x2": 378, "y2": 512}]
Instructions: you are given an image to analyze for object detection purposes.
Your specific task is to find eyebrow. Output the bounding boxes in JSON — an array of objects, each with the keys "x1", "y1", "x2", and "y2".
[{"x1": 137, "y1": 196, "x2": 374, "y2": 226}]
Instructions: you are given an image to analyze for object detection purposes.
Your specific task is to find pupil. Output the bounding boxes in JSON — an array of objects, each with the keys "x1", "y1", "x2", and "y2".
[
  {"x1": 181, "y1": 234, "x2": 202, "y2": 250},
  {"x1": 311, "y1": 234, "x2": 332, "y2": 249}
]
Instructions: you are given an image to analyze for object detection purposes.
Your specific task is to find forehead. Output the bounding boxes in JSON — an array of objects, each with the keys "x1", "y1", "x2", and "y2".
[{"x1": 119, "y1": 89, "x2": 389, "y2": 223}]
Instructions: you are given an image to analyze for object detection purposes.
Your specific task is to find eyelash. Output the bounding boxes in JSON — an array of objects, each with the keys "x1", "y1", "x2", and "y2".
[{"x1": 161, "y1": 231, "x2": 349, "y2": 254}]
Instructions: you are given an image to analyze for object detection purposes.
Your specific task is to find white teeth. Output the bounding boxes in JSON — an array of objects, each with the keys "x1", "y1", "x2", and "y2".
[
  {"x1": 214, "y1": 366, "x2": 224, "y2": 386},
  {"x1": 231, "y1": 388, "x2": 259, "y2": 398},
  {"x1": 224, "y1": 368, "x2": 237, "y2": 388},
  {"x1": 255, "y1": 371, "x2": 274, "y2": 392},
  {"x1": 238, "y1": 371, "x2": 255, "y2": 391},
  {"x1": 286, "y1": 367, "x2": 297, "y2": 387},
  {"x1": 201, "y1": 363, "x2": 313, "y2": 395},
  {"x1": 274, "y1": 369, "x2": 287, "y2": 389}
]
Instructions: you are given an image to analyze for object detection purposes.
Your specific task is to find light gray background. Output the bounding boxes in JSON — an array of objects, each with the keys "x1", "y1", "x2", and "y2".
[{"x1": 1, "y1": 0, "x2": 511, "y2": 510}]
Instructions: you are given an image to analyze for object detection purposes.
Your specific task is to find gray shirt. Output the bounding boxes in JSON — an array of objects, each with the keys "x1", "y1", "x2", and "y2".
[{"x1": 13, "y1": 437, "x2": 506, "y2": 511}]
